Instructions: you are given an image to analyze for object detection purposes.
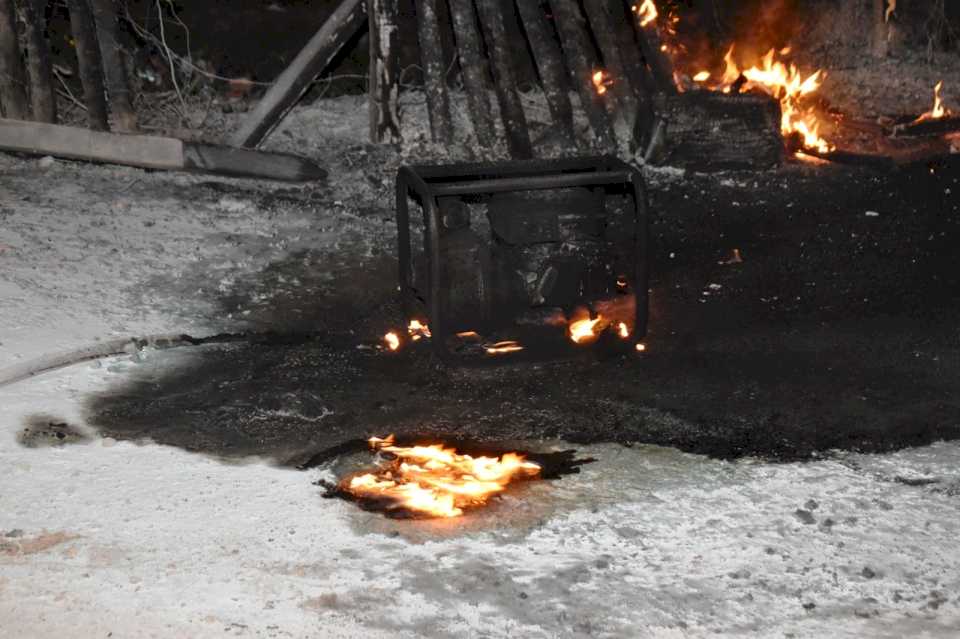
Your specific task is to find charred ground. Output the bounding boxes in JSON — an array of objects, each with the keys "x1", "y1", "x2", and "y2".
[{"x1": 84, "y1": 153, "x2": 960, "y2": 463}]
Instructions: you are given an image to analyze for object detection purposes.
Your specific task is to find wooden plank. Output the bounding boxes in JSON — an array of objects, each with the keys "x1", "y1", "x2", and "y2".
[
  {"x1": 0, "y1": 0, "x2": 29, "y2": 119},
  {"x1": 90, "y1": 0, "x2": 137, "y2": 132},
  {"x1": 448, "y1": 0, "x2": 497, "y2": 149},
  {"x1": 230, "y1": 0, "x2": 367, "y2": 149},
  {"x1": 367, "y1": 0, "x2": 401, "y2": 143},
  {"x1": 582, "y1": 1, "x2": 637, "y2": 122},
  {"x1": 414, "y1": 0, "x2": 453, "y2": 143},
  {"x1": 0, "y1": 118, "x2": 328, "y2": 181},
  {"x1": 16, "y1": 0, "x2": 56, "y2": 122},
  {"x1": 475, "y1": 0, "x2": 532, "y2": 158},
  {"x1": 67, "y1": 0, "x2": 109, "y2": 130},
  {"x1": 892, "y1": 116, "x2": 960, "y2": 138},
  {"x1": 513, "y1": 0, "x2": 576, "y2": 149}
]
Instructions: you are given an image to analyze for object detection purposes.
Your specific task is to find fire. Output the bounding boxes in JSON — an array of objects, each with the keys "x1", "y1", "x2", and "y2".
[
  {"x1": 384, "y1": 332, "x2": 400, "y2": 351},
  {"x1": 592, "y1": 70, "x2": 612, "y2": 96},
  {"x1": 709, "y1": 45, "x2": 833, "y2": 153},
  {"x1": 635, "y1": 343, "x2": 647, "y2": 352},
  {"x1": 569, "y1": 315, "x2": 605, "y2": 344},
  {"x1": 617, "y1": 322, "x2": 630, "y2": 338},
  {"x1": 917, "y1": 81, "x2": 950, "y2": 122},
  {"x1": 485, "y1": 340, "x2": 524, "y2": 355},
  {"x1": 693, "y1": 71, "x2": 711, "y2": 82},
  {"x1": 341, "y1": 435, "x2": 541, "y2": 518},
  {"x1": 408, "y1": 319, "x2": 431, "y2": 340},
  {"x1": 632, "y1": 0, "x2": 658, "y2": 27}
]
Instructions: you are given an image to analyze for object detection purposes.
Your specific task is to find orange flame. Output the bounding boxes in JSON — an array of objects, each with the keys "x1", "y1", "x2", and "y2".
[
  {"x1": 592, "y1": 70, "x2": 612, "y2": 96},
  {"x1": 343, "y1": 435, "x2": 541, "y2": 518},
  {"x1": 569, "y1": 315, "x2": 605, "y2": 344},
  {"x1": 635, "y1": 343, "x2": 647, "y2": 352},
  {"x1": 708, "y1": 46, "x2": 832, "y2": 153},
  {"x1": 408, "y1": 319, "x2": 431, "y2": 339},
  {"x1": 693, "y1": 71, "x2": 711, "y2": 82},
  {"x1": 617, "y1": 322, "x2": 630, "y2": 338},
  {"x1": 384, "y1": 332, "x2": 400, "y2": 351},
  {"x1": 632, "y1": 0, "x2": 658, "y2": 27},
  {"x1": 485, "y1": 340, "x2": 524, "y2": 355},
  {"x1": 917, "y1": 81, "x2": 950, "y2": 122}
]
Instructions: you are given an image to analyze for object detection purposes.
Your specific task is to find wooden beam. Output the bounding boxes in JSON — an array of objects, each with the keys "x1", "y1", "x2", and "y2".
[
  {"x1": 582, "y1": 0, "x2": 637, "y2": 120},
  {"x1": 632, "y1": 3, "x2": 676, "y2": 94},
  {"x1": 68, "y1": 0, "x2": 109, "y2": 130},
  {"x1": 475, "y1": 0, "x2": 532, "y2": 158},
  {"x1": 448, "y1": 0, "x2": 497, "y2": 150},
  {"x1": 367, "y1": 0, "x2": 401, "y2": 143},
  {"x1": 0, "y1": 118, "x2": 328, "y2": 181},
  {"x1": 230, "y1": 0, "x2": 367, "y2": 149},
  {"x1": 514, "y1": 0, "x2": 576, "y2": 149},
  {"x1": 0, "y1": 0, "x2": 29, "y2": 119},
  {"x1": 549, "y1": 0, "x2": 616, "y2": 148},
  {"x1": 90, "y1": 0, "x2": 136, "y2": 132},
  {"x1": 414, "y1": 0, "x2": 453, "y2": 143}
]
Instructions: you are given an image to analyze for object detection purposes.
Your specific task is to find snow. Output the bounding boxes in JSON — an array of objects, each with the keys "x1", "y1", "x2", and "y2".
[{"x1": 2, "y1": 95, "x2": 960, "y2": 637}]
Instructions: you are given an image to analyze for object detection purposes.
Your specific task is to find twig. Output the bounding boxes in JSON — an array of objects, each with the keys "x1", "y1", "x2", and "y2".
[
  {"x1": 52, "y1": 68, "x2": 87, "y2": 111},
  {"x1": 154, "y1": 0, "x2": 189, "y2": 124}
]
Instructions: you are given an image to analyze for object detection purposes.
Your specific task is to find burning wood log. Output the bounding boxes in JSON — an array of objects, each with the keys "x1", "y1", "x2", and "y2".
[
  {"x1": 0, "y1": 0, "x2": 29, "y2": 120},
  {"x1": 0, "y1": 118, "x2": 328, "y2": 181},
  {"x1": 891, "y1": 116, "x2": 960, "y2": 138},
  {"x1": 448, "y1": 0, "x2": 497, "y2": 150},
  {"x1": 367, "y1": 0, "x2": 401, "y2": 144},
  {"x1": 582, "y1": 1, "x2": 638, "y2": 120},
  {"x1": 413, "y1": 0, "x2": 453, "y2": 143},
  {"x1": 644, "y1": 91, "x2": 783, "y2": 171},
  {"x1": 67, "y1": 0, "x2": 109, "y2": 131},
  {"x1": 630, "y1": 0, "x2": 676, "y2": 94},
  {"x1": 230, "y1": 0, "x2": 367, "y2": 148},
  {"x1": 474, "y1": 0, "x2": 532, "y2": 159},
  {"x1": 16, "y1": 0, "x2": 56, "y2": 123},
  {"x1": 548, "y1": 0, "x2": 616, "y2": 148},
  {"x1": 513, "y1": 0, "x2": 576, "y2": 149},
  {"x1": 89, "y1": 0, "x2": 136, "y2": 132}
]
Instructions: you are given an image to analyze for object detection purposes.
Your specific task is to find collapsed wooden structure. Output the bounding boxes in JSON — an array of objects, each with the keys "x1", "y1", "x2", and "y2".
[{"x1": 0, "y1": 0, "x2": 957, "y2": 176}]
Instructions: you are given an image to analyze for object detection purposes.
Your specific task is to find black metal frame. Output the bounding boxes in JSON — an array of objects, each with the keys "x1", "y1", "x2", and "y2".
[{"x1": 396, "y1": 156, "x2": 650, "y2": 358}]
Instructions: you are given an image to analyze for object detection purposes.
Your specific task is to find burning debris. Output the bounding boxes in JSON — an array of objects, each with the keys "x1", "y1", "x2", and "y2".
[{"x1": 332, "y1": 436, "x2": 542, "y2": 518}]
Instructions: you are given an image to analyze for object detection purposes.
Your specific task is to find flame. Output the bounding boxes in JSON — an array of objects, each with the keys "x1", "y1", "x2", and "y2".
[
  {"x1": 917, "y1": 81, "x2": 950, "y2": 122},
  {"x1": 707, "y1": 46, "x2": 833, "y2": 153},
  {"x1": 632, "y1": 0, "x2": 658, "y2": 27},
  {"x1": 569, "y1": 315, "x2": 605, "y2": 344},
  {"x1": 617, "y1": 322, "x2": 630, "y2": 339},
  {"x1": 592, "y1": 70, "x2": 612, "y2": 96},
  {"x1": 635, "y1": 343, "x2": 647, "y2": 352},
  {"x1": 342, "y1": 435, "x2": 541, "y2": 518},
  {"x1": 384, "y1": 332, "x2": 400, "y2": 351},
  {"x1": 693, "y1": 71, "x2": 711, "y2": 82},
  {"x1": 485, "y1": 340, "x2": 524, "y2": 355},
  {"x1": 408, "y1": 319, "x2": 431, "y2": 339}
]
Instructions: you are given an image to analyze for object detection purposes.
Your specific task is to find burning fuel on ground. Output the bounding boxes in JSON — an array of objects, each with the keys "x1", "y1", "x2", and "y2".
[{"x1": 337, "y1": 436, "x2": 542, "y2": 518}]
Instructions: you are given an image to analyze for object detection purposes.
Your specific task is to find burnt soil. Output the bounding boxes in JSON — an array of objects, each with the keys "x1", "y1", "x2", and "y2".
[{"x1": 86, "y1": 155, "x2": 960, "y2": 465}]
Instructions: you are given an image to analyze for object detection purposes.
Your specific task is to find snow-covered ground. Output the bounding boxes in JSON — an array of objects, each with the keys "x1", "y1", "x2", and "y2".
[{"x1": 2, "y1": 95, "x2": 960, "y2": 637}]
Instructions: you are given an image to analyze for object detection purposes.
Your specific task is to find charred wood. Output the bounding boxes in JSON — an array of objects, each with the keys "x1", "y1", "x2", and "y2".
[
  {"x1": 548, "y1": 0, "x2": 616, "y2": 148},
  {"x1": 582, "y1": 0, "x2": 637, "y2": 125},
  {"x1": 632, "y1": 8, "x2": 676, "y2": 94},
  {"x1": 448, "y1": 0, "x2": 496, "y2": 149},
  {"x1": 513, "y1": 0, "x2": 576, "y2": 149},
  {"x1": 414, "y1": 0, "x2": 453, "y2": 143},
  {"x1": 0, "y1": 0, "x2": 29, "y2": 120},
  {"x1": 474, "y1": 0, "x2": 532, "y2": 159},
  {"x1": 67, "y1": 0, "x2": 109, "y2": 130},
  {"x1": 891, "y1": 116, "x2": 960, "y2": 138},
  {"x1": 645, "y1": 92, "x2": 783, "y2": 171},
  {"x1": 367, "y1": 0, "x2": 402, "y2": 143}
]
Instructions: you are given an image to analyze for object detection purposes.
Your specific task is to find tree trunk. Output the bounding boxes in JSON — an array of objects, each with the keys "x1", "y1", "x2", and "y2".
[
  {"x1": 16, "y1": 0, "x2": 56, "y2": 122},
  {"x1": 89, "y1": 0, "x2": 136, "y2": 131},
  {"x1": 548, "y1": 0, "x2": 615, "y2": 148},
  {"x1": 448, "y1": 0, "x2": 496, "y2": 149},
  {"x1": 68, "y1": 0, "x2": 109, "y2": 130},
  {"x1": 414, "y1": 0, "x2": 453, "y2": 143},
  {"x1": 871, "y1": 0, "x2": 889, "y2": 58},
  {"x1": 474, "y1": 0, "x2": 532, "y2": 158},
  {"x1": 513, "y1": 0, "x2": 576, "y2": 149},
  {"x1": 0, "y1": 0, "x2": 29, "y2": 120}
]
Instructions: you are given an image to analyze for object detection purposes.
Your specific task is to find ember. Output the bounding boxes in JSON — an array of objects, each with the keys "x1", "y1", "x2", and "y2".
[
  {"x1": 383, "y1": 332, "x2": 400, "y2": 351},
  {"x1": 340, "y1": 436, "x2": 541, "y2": 518}
]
